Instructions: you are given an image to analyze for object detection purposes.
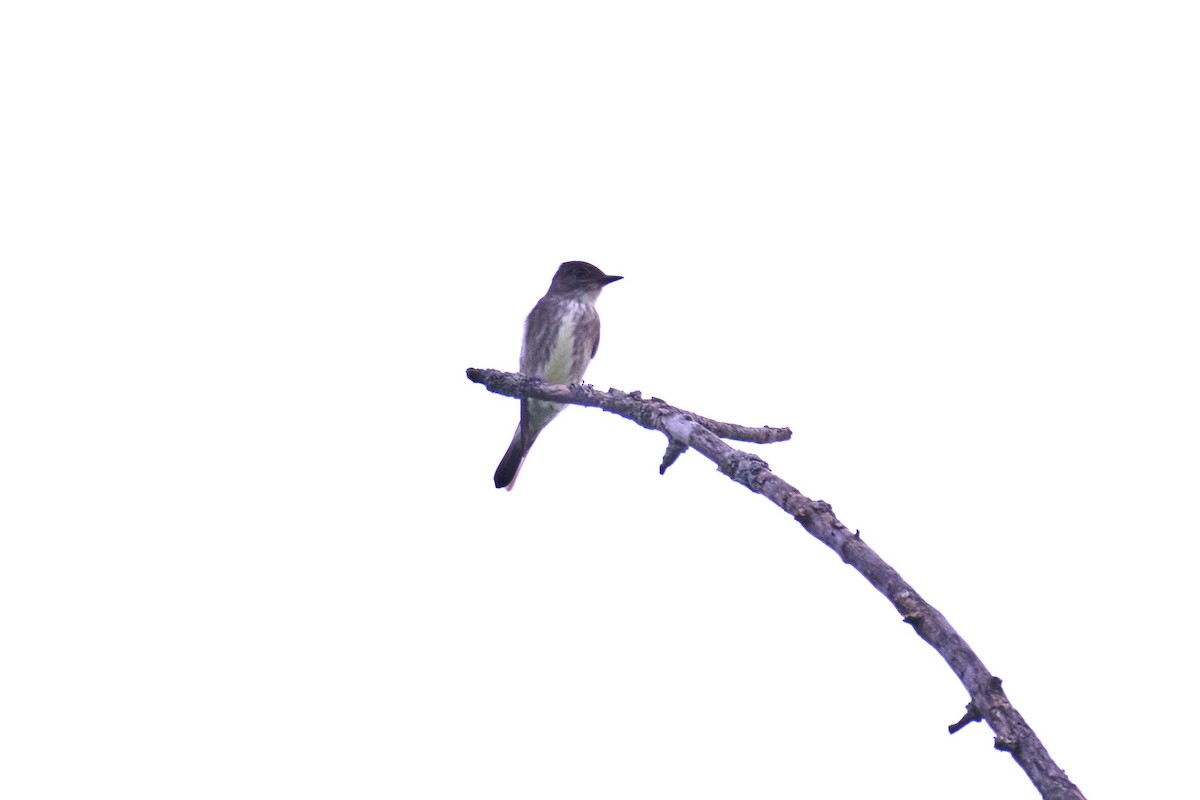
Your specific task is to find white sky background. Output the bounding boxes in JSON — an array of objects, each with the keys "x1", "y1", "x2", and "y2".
[{"x1": 2, "y1": 2, "x2": 1197, "y2": 798}]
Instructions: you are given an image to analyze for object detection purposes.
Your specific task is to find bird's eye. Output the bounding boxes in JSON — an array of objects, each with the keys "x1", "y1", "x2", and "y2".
[{"x1": 573, "y1": 267, "x2": 587, "y2": 278}]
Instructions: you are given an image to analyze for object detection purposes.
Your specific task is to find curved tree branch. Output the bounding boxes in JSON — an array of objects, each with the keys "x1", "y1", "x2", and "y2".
[{"x1": 467, "y1": 368, "x2": 1087, "y2": 800}]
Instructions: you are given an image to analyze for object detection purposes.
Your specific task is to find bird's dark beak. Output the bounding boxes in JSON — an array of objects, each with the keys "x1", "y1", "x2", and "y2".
[{"x1": 600, "y1": 275, "x2": 624, "y2": 285}]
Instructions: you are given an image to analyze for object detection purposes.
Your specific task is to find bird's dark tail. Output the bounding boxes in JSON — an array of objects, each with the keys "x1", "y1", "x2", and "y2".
[{"x1": 493, "y1": 427, "x2": 528, "y2": 491}]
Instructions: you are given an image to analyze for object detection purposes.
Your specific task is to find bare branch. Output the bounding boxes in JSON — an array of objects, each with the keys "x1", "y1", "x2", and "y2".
[
  {"x1": 467, "y1": 368, "x2": 1088, "y2": 800},
  {"x1": 466, "y1": 368, "x2": 791, "y2": 442}
]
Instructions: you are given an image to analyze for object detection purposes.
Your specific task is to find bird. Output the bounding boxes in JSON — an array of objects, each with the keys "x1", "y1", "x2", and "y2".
[{"x1": 494, "y1": 260, "x2": 623, "y2": 490}]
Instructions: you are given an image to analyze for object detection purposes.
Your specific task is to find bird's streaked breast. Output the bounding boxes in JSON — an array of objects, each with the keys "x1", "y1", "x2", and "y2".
[{"x1": 542, "y1": 302, "x2": 588, "y2": 385}]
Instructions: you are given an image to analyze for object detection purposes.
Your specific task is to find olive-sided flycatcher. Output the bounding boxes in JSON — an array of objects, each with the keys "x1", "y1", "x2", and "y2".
[{"x1": 494, "y1": 261, "x2": 623, "y2": 490}]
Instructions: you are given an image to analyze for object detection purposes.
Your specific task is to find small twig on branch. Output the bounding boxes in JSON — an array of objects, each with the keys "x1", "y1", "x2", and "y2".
[
  {"x1": 466, "y1": 368, "x2": 1088, "y2": 800},
  {"x1": 949, "y1": 702, "x2": 985, "y2": 734}
]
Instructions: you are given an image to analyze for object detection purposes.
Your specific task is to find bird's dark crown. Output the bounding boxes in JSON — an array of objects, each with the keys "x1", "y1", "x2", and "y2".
[{"x1": 549, "y1": 260, "x2": 623, "y2": 293}]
